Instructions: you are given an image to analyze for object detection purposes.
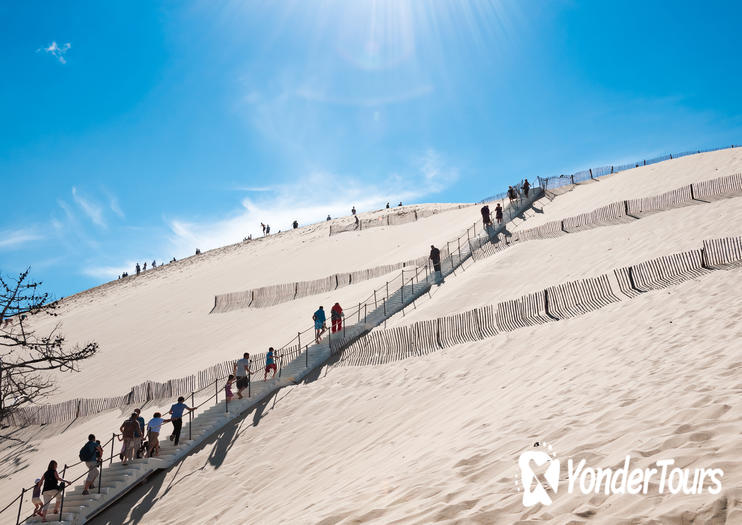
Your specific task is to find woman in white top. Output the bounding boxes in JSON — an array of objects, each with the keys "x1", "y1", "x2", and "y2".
[{"x1": 147, "y1": 412, "x2": 170, "y2": 457}]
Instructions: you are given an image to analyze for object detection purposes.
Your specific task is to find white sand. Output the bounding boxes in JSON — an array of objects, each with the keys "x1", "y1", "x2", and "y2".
[
  {"x1": 27, "y1": 202, "x2": 481, "y2": 403},
  {"x1": 390, "y1": 194, "x2": 742, "y2": 326},
  {"x1": 2, "y1": 148, "x2": 741, "y2": 524},
  {"x1": 511, "y1": 148, "x2": 742, "y2": 232},
  {"x1": 90, "y1": 270, "x2": 742, "y2": 524}
]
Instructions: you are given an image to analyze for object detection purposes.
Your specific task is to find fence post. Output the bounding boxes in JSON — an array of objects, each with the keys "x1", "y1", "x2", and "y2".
[
  {"x1": 384, "y1": 282, "x2": 388, "y2": 315},
  {"x1": 98, "y1": 454, "x2": 103, "y2": 494},
  {"x1": 215, "y1": 378, "x2": 218, "y2": 405},
  {"x1": 364, "y1": 303, "x2": 367, "y2": 324},
  {"x1": 59, "y1": 464, "x2": 67, "y2": 519},
  {"x1": 401, "y1": 269, "x2": 404, "y2": 303},
  {"x1": 16, "y1": 487, "x2": 25, "y2": 525},
  {"x1": 189, "y1": 392, "x2": 194, "y2": 441},
  {"x1": 589, "y1": 168, "x2": 593, "y2": 179},
  {"x1": 357, "y1": 303, "x2": 361, "y2": 323}
]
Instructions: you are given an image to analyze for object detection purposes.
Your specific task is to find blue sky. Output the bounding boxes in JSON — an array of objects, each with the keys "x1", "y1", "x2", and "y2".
[{"x1": 1, "y1": 0, "x2": 740, "y2": 297}]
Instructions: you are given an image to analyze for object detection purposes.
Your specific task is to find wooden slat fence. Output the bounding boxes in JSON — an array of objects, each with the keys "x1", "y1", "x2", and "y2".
[
  {"x1": 703, "y1": 236, "x2": 742, "y2": 269},
  {"x1": 692, "y1": 173, "x2": 742, "y2": 201},
  {"x1": 330, "y1": 204, "x2": 473, "y2": 236},
  {"x1": 334, "y1": 236, "x2": 742, "y2": 368}
]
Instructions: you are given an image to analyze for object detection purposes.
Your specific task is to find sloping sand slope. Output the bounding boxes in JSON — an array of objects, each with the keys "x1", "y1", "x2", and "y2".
[
  {"x1": 89, "y1": 270, "x2": 742, "y2": 524},
  {"x1": 2, "y1": 149, "x2": 741, "y2": 524},
  {"x1": 390, "y1": 193, "x2": 742, "y2": 326},
  {"x1": 26, "y1": 202, "x2": 481, "y2": 403},
  {"x1": 511, "y1": 149, "x2": 742, "y2": 232}
]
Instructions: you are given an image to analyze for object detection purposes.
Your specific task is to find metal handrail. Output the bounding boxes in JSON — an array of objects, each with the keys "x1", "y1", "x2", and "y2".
[{"x1": 0, "y1": 179, "x2": 546, "y2": 520}]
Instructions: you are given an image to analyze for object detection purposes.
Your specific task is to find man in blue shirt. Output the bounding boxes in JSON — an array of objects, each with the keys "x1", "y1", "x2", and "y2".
[
  {"x1": 313, "y1": 306, "x2": 326, "y2": 343},
  {"x1": 168, "y1": 396, "x2": 196, "y2": 446},
  {"x1": 264, "y1": 347, "x2": 277, "y2": 380}
]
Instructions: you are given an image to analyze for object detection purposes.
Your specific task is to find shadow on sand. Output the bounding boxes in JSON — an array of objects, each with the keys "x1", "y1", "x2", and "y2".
[{"x1": 88, "y1": 389, "x2": 293, "y2": 524}]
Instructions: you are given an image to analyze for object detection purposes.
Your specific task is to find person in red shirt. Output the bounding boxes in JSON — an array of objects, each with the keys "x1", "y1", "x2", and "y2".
[{"x1": 331, "y1": 303, "x2": 344, "y2": 333}]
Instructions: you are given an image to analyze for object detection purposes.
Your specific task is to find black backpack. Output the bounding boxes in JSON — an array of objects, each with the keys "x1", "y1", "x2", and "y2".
[{"x1": 79, "y1": 442, "x2": 96, "y2": 462}]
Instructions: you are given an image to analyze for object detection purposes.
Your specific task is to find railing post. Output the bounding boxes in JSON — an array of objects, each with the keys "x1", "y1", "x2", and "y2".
[
  {"x1": 189, "y1": 392, "x2": 194, "y2": 440},
  {"x1": 357, "y1": 303, "x2": 361, "y2": 323},
  {"x1": 110, "y1": 433, "x2": 115, "y2": 465},
  {"x1": 364, "y1": 303, "x2": 367, "y2": 323},
  {"x1": 298, "y1": 332, "x2": 305, "y2": 368},
  {"x1": 59, "y1": 464, "x2": 67, "y2": 519},
  {"x1": 98, "y1": 455, "x2": 103, "y2": 494},
  {"x1": 16, "y1": 487, "x2": 25, "y2": 525},
  {"x1": 401, "y1": 269, "x2": 404, "y2": 303},
  {"x1": 384, "y1": 282, "x2": 388, "y2": 315},
  {"x1": 215, "y1": 378, "x2": 218, "y2": 405},
  {"x1": 305, "y1": 345, "x2": 309, "y2": 367},
  {"x1": 374, "y1": 290, "x2": 377, "y2": 309}
]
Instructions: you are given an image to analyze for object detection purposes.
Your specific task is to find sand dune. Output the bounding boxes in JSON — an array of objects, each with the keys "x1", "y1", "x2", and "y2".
[
  {"x1": 390, "y1": 190, "x2": 742, "y2": 326},
  {"x1": 87, "y1": 269, "x2": 742, "y2": 524},
  {"x1": 2, "y1": 148, "x2": 741, "y2": 524}
]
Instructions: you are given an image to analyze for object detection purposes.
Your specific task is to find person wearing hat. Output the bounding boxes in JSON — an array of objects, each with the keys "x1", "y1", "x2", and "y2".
[{"x1": 32, "y1": 477, "x2": 43, "y2": 516}]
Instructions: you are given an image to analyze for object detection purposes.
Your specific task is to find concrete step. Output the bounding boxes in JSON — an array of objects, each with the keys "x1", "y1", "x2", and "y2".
[{"x1": 26, "y1": 511, "x2": 77, "y2": 523}]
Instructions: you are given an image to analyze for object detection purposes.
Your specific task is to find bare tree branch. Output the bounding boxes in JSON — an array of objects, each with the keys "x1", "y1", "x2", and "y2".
[{"x1": 0, "y1": 270, "x2": 98, "y2": 422}]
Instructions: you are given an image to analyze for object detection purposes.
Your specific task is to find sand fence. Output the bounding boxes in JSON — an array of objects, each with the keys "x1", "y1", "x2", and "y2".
[{"x1": 334, "y1": 235, "x2": 742, "y2": 368}]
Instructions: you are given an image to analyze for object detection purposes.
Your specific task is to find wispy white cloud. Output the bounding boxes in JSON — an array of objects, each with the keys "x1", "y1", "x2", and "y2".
[
  {"x1": 71, "y1": 187, "x2": 106, "y2": 227},
  {"x1": 38, "y1": 41, "x2": 71, "y2": 64},
  {"x1": 102, "y1": 188, "x2": 125, "y2": 218},
  {"x1": 82, "y1": 262, "x2": 135, "y2": 280},
  {"x1": 167, "y1": 149, "x2": 459, "y2": 254},
  {"x1": 417, "y1": 148, "x2": 459, "y2": 191},
  {"x1": 0, "y1": 228, "x2": 44, "y2": 250}
]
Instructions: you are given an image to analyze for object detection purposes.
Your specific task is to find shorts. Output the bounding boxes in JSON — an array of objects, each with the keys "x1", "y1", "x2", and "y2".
[
  {"x1": 85, "y1": 461, "x2": 99, "y2": 483},
  {"x1": 265, "y1": 363, "x2": 277, "y2": 373},
  {"x1": 32, "y1": 497, "x2": 42, "y2": 505},
  {"x1": 42, "y1": 490, "x2": 59, "y2": 506},
  {"x1": 315, "y1": 321, "x2": 325, "y2": 330},
  {"x1": 236, "y1": 376, "x2": 249, "y2": 390}
]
